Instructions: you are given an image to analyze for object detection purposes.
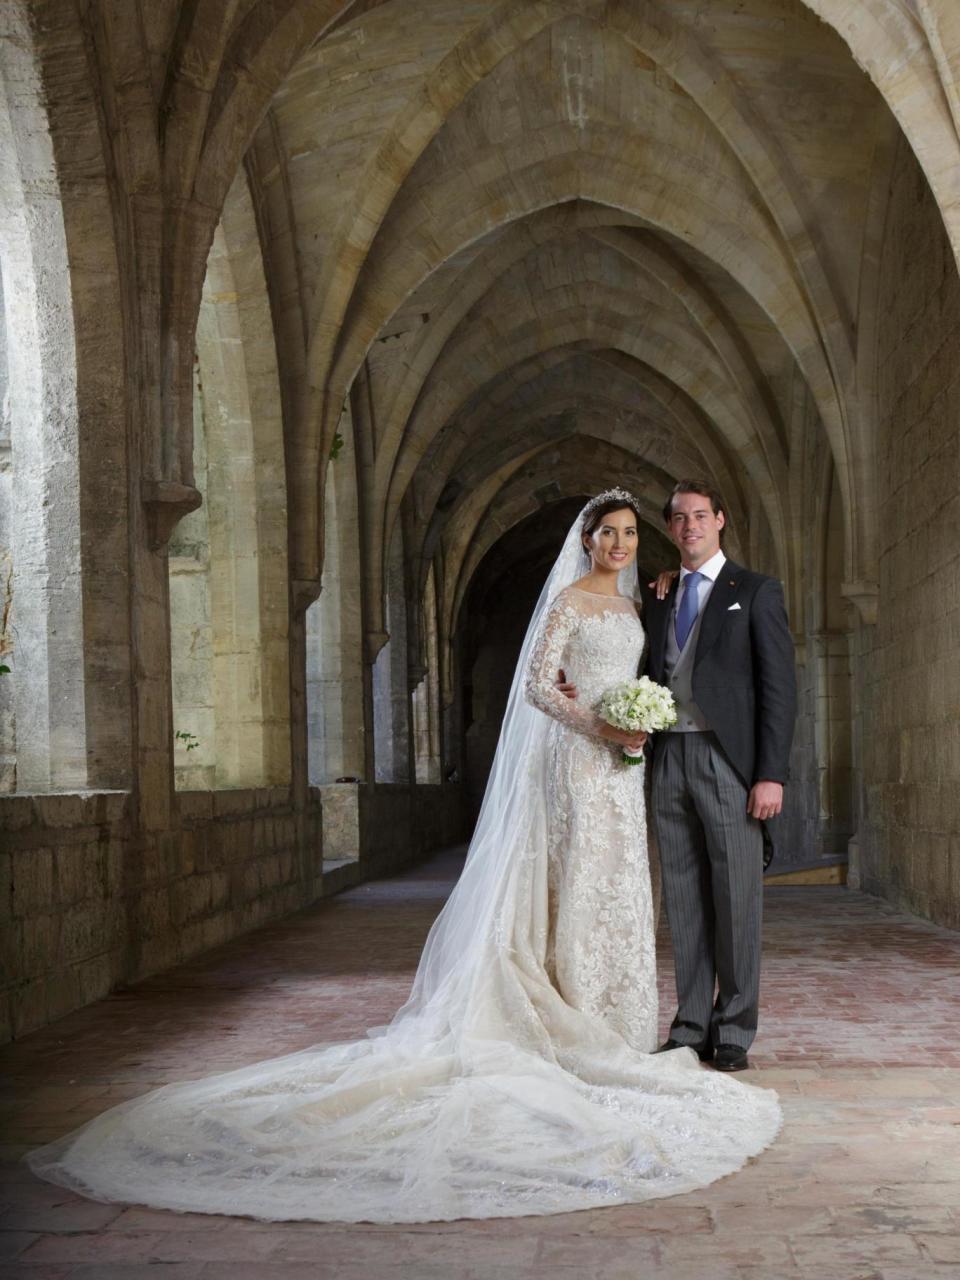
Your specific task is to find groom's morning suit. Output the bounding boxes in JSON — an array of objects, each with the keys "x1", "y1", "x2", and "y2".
[{"x1": 640, "y1": 551, "x2": 797, "y2": 1052}]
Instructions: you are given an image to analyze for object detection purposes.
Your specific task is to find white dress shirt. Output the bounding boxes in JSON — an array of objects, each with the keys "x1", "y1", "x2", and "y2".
[{"x1": 677, "y1": 548, "x2": 727, "y2": 621}]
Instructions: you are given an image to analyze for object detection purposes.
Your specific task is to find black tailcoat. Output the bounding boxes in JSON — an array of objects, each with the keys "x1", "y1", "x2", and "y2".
[{"x1": 640, "y1": 559, "x2": 798, "y2": 857}]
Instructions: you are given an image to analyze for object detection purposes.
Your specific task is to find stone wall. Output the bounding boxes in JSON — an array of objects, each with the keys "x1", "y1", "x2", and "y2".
[
  {"x1": 358, "y1": 784, "x2": 464, "y2": 879},
  {"x1": 3, "y1": 793, "x2": 129, "y2": 1042},
  {"x1": 3, "y1": 789, "x2": 323, "y2": 1042},
  {"x1": 858, "y1": 135, "x2": 960, "y2": 928},
  {"x1": 1, "y1": 783, "x2": 463, "y2": 1044}
]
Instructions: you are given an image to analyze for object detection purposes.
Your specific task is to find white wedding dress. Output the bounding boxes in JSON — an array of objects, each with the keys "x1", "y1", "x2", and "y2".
[
  {"x1": 27, "y1": 502, "x2": 781, "y2": 1224},
  {"x1": 523, "y1": 585, "x2": 658, "y2": 1050}
]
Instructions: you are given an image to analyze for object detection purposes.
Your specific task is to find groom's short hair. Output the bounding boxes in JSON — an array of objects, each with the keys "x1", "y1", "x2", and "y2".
[{"x1": 662, "y1": 479, "x2": 726, "y2": 528}]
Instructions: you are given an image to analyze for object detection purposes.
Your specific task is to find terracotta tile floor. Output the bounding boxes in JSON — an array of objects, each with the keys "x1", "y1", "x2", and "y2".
[{"x1": 2, "y1": 848, "x2": 960, "y2": 1279}]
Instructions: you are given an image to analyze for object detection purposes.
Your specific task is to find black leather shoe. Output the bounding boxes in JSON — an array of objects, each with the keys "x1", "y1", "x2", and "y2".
[
  {"x1": 713, "y1": 1044, "x2": 750, "y2": 1072},
  {"x1": 654, "y1": 1039, "x2": 714, "y2": 1062}
]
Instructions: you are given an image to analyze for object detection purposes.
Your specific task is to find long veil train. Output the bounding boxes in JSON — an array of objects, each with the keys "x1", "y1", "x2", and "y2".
[{"x1": 27, "y1": 497, "x2": 781, "y2": 1223}]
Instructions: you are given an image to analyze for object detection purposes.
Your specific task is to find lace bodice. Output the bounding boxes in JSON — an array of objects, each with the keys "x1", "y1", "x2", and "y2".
[{"x1": 524, "y1": 586, "x2": 645, "y2": 734}]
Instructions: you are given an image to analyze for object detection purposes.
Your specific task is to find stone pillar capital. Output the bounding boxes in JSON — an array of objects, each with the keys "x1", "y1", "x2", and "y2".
[
  {"x1": 364, "y1": 630, "x2": 389, "y2": 664},
  {"x1": 840, "y1": 580, "x2": 879, "y2": 626},
  {"x1": 291, "y1": 578, "x2": 322, "y2": 615},
  {"x1": 141, "y1": 479, "x2": 202, "y2": 551},
  {"x1": 407, "y1": 663, "x2": 428, "y2": 687}
]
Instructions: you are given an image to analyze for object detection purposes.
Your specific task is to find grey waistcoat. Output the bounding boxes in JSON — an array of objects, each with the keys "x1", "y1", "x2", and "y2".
[{"x1": 663, "y1": 602, "x2": 712, "y2": 733}]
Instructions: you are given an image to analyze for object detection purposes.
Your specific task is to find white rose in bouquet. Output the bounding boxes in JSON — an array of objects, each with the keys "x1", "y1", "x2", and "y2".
[{"x1": 598, "y1": 676, "x2": 678, "y2": 764}]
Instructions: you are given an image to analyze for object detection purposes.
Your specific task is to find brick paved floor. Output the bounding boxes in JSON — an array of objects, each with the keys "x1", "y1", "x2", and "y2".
[{"x1": 2, "y1": 848, "x2": 960, "y2": 1279}]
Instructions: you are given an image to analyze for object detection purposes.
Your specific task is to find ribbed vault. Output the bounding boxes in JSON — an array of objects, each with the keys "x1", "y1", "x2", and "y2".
[
  {"x1": 237, "y1": 0, "x2": 899, "y2": 648},
  {"x1": 41, "y1": 0, "x2": 951, "y2": 654}
]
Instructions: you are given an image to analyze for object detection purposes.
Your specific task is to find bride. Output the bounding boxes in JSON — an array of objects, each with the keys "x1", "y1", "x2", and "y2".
[{"x1": 27, "y1": 489, "x2": 781, "y2": 1224}]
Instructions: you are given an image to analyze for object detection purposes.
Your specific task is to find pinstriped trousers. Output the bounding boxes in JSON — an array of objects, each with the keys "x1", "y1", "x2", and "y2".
[{"x1": 652, "y1": 731, "x2": 764, "y2": 1051}]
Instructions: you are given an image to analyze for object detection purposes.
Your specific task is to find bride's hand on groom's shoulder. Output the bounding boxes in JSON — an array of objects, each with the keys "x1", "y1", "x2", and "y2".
[{"x1": 648, "y1": 570, "x2": 679, "y2": 600}]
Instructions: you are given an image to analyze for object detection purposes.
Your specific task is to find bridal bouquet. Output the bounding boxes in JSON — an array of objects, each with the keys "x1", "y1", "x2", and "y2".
[{"x1": 598, "y1": 676, "x2": 678, "y2": 764}]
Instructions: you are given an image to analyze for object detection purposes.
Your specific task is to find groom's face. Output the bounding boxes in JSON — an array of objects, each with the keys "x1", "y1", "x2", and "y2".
[{"x1": 666, "y1": 490, "x2": 725, "y2": 567}]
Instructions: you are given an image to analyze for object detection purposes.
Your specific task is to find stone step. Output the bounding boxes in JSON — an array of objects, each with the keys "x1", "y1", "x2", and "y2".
[{"x1": 765, "y1": 861, "x2": 848, "y2": 886}]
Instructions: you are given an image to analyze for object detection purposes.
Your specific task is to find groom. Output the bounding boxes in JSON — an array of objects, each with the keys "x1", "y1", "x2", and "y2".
[
  {"x1": 560, "y1": 479, "x2": 796, "y2": 1072},
  {"x1": 642, "y1": 480, "x2": 796, "y2": 1071}
]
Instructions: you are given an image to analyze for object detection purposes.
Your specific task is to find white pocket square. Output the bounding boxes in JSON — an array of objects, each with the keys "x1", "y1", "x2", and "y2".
[{"x1": 727, "y1": 602, "x2": 742, "y2": 611}]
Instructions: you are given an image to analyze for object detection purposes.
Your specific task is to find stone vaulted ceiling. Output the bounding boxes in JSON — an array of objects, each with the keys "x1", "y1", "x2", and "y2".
[
  {"x1": 245, "y1": 0, "x2": 903, "y2": 638},
  {"x1": 20, "y1": 0, "x2": 960, "y2": 643}
]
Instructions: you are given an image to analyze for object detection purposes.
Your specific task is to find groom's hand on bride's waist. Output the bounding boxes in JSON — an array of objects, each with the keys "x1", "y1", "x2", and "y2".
[
  {"x1": 556, "y1": 669, "x2": 578, "y2": 699},
  {"x1": 748, "y1": 780, "x2": 783, "y2": 822},
  {"x1": 554, "y1": 673, "x2": 646, "y2": 751}
]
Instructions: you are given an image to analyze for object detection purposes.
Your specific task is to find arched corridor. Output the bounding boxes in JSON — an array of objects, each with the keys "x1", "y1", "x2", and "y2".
[
  {"x1": 2, "y1": 848, "x2": 960, "y2": 1274},
  {"x1": 3, "y1": 0, "x2": 960, "y2": 1259},
  {"x1": 5, "y1": 0, "x2": 960, "y2": 1031}
]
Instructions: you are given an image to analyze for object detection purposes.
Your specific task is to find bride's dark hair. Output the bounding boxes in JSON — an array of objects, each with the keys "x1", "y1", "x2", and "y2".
[{"x1": 581, "y1": 495, "x2": 642, "y2": 550}]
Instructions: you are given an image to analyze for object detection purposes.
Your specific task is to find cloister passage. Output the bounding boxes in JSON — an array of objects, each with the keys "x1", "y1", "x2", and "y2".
[
  {"x1": 5, "y1": 0, "x2": 960, "y2": 1268},
  {"x1": 2, "y1": 0, "x2": 960, "y2": 1217}
]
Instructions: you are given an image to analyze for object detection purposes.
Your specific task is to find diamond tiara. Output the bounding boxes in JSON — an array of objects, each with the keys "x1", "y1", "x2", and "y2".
[{"x1": 582, "y1": 487, "x2": 639, "y2": 516}]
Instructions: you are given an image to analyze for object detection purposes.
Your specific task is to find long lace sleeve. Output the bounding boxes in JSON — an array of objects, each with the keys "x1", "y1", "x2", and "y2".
[{"x1": 523, "y1": 591, "x2": 608, "y2": 737}]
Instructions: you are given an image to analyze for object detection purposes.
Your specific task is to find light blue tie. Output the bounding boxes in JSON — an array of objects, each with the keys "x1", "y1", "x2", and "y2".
[{"x1": 675, "y1": 571, "x2": 703, "y2": 651}]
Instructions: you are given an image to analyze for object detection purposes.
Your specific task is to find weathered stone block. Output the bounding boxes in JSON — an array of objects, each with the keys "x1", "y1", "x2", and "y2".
[
  {"x1": 32, "y1": 794, "x2": 86, "y2": 829},
  {"x1": 96, "y1": 791, "x2": 130, "y2": 825},
  {"x1": 0, "y1": 852, "x2": 11, "y2": 922},
  {"x1": 178, "y1": 829, "x2": 201, "y2": 876},
  {"x1": 178, "y1": 791, "x2": 215, "y2": 822},
  {"x1": 155, "y1": 832, "x2": 179, "y2": 878},
  {"x1": 171, "y1": 878, "x2": 202, "y2": 926},
  {"x1": 208, "y1": 870, "x2": 230, "y2": 911},
  {"x1": 60, "y1": 903, "x2": 105, "y2": 963},
  {"x1": 56, "y1": 844, "x2": 104, "y2": 905},
  {"x1": 213, "y1": 790, "x2": 255, "y2": 817},
  {"x1": 177, "y1": 921, "x2": 205, "y2": 962},
  {"x1": 137, "y1": 842, "x2": 166, "y2": 888},
  {"x1": 135, "y1": 933, "x2": 180, "y2": 981},
  {"x1": 0, "y1": 907, "x2": 19, "y2": 983},
  {"x1": 106, "y1": 840, "x2": 125, "y2": 894},
  {"x1": 0, "y1": 992, "x2": 11, "y2": 1045},
  {"x1": 46, "y1": 966, "x2": 83, "y2": 1023},
  {"x1": 12, "y1": 848, "x2": 54, "y2": 918},
  {"x1": 76, "y1": 951, "x2": 118, "y2": 1005},
  {"x1": 240, "y1": 863, "x2": 260, "y2": 900},
  {"x1": 17, "y1": 913, "x2": 60, "y2": 976},
  {"x1": 13, "y1": 978, "x2": 49, "y2": 1039},
  {"x1": 0, "y1": 797, "x2": 34, "y2": 830},
  {"x1": 201, "y1": 912, "x2": 233, "y2": 951},
  {"x1": 137, "y1": 887, "x2": 172, "y2": 937},
  {"x1": 320, "y1": 783, "x2": 360, "y2": 862}
]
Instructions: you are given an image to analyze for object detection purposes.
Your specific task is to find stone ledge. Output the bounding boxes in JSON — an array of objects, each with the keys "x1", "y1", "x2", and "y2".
[
  {"x1": 1, "y1": 791, "x2": 130, "y2": 834},
  {"x1": 213, "y1": 790, "x2": 257, "y2": 818},
  {"x1": 177, "y1": 790, "x2": 215, "y2": 822},
  {"x1": 322, "y1": 858, "x2": 364, "y2": 896},
  {"x1": 178, "y1": 789, "x2": 294, "y2": 823}
]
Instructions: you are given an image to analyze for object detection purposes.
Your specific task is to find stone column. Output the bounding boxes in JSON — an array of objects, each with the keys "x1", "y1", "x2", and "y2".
[{"x1": 0, "y1": 43, "x2": 86, "y2": 789}]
